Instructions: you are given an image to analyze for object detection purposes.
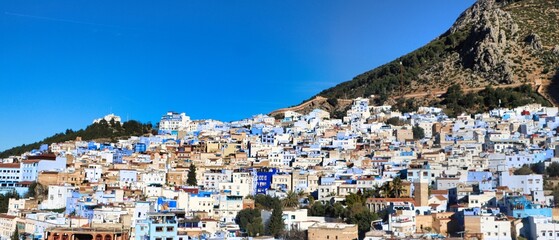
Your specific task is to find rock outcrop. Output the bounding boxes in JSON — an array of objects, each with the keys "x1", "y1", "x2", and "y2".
[{"x1": 279, "y1": 0, "x2": 559, "y2": 115}]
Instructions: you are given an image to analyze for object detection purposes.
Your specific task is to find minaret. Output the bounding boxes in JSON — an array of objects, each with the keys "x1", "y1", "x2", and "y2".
[{"x1": 413, "y1": 180, "x2": 429, "y2": 207}]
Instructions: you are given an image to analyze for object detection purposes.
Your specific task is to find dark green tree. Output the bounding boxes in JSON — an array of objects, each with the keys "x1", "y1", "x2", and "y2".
[
  {"x1": 332, "y1": 202, "x2": 346, "y2": 218},
  {"x1": 11, "y1": 227, "x2": 19, "y2": 240},
  {"x1": 0, "y1": 191, "x2": 19, "y2": 213},
  {"x1": 530, "y1": 161, "x2": 546, "y2": 174},
  {"x1": 308, "y1": 201, "x2": 325, "y2": 216},
  {"x1": 345, "y1": 201, "x2": 379, "y2": 239},
  {"x1": 385, "y1": 117, "x2": 407, "y2": 126},
  {"x1": 266, "y1": 201, "x2": 285, "y2": 237},
  {"x1": 514, "y1": 165, "x2": 534, "y2": 175},
  {"x1": 235, "y1": 209, "x2": 264, "y2": 237},
  {"x1": 254, "y1": 194, "x2": 279, "y2": 210},
  {"x1": 187, "y1": 163, "x2": 197, "y2": 186},
  {"x1": 547, "y1": 162, "x2": 559, "y2": 177},
  {"x1": 412, "y1": 125, "x2": 425, "y2": 140},
  {"x1": 391, "y1": 177, "x2": 403, "y2": 198}
]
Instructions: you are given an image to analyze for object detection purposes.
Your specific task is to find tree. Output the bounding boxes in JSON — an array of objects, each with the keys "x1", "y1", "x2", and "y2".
[
  {"x1": 236, "y1": 209, "x2": 264, "y2": 237},
  {"x1": 553, "y1": 187, "x2": 559, "y2": 206},
  {"x1": 379, "y1": 182, "x2": 392, "y2": 198},
  {"x1": 345, "y1": 203, "x2": 378, "y2": 239},
  {"x1": 266, "y1": 201, "x2": 285, "y2": 238},
  {"x1": 11, "y1": 227, "x2": 19, "y2": 240},
  {"x1": 412, "y1": 125, "x2": 425, "y2": 140},
  {"x1": 254, "y1": 194, "x2": 278, "y2": 210},
  {"x1": 283, "y1": 191, "x2": 299, "y2": 208},
  {"x1": 514, "y1": 165, "x2": 534, "y2": 175},
  {"x1": 26, "y1": 182, "x2": 47, "y2": 202},
  {"x1": 308, "y1": 201, "x2": 325, "y2": 216},
  {"x1": 0, "y1": 191, "x2": 20, "y2": 213},
  {"x1": 327, "y1": 98, "x2": 338, "y2": 107},
  {"x1": 385, "y1": 117, "x2": 407, "y2": 126},
  {"x1": 332, "y1": 202, "x2": 346, "y2": 219},
  {"x1": 187, "y1": 163, "x2": 197, "y2": 186},
  {"x1": 547, "y1": 162, "x2": 559, "y2": 177},
  {"x1": 530, "y1": 161, "x2": 546, "y2": 174},
  {"x1": 391, "y1": 177, "x2": 403, "y2": 198}
]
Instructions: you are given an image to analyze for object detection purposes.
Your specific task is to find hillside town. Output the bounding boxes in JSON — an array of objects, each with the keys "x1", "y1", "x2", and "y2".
[{"x1": 2, "y1": 97, "x2": 559, "y2": 240}]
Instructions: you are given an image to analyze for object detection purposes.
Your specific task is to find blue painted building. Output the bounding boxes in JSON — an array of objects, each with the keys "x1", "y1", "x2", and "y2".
[
  {"x1": 134, "y1": 143, "x2": 147, "y2": 153},
  {"x1": 255, "y1": 168, "x2": 278, "y2": 194},
  {"x1": 156, "y1": 197, "x2": 178, "y2": 211},
  {"x1": 87, "y1": 141, "x2": 99, "y2": 150},
  {"x1": 135, "y1": 212, "x2": 178, "y2": 240},
  {"x1": 502, "y1": 196, "x2": 552, "y2": 218},
  {"x1": 66, "y1": 191, "x2": 96, "y2": 222}
]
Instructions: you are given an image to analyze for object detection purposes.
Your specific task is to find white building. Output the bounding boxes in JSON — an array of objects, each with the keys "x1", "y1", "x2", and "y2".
[
  {"x1": 527, "y1": 216, "x2": 559, "y2": 240},
  {"x1": 346, "y1": 97, "x2": 371, "y2": 120},
  {"x1": 478, "y1": 214, "x2": 512, "y2": 240},
  {"x1": 202, "y1": 171, "x2": 229, "y2": 191},
  {"x1": 159, "y1": 111, "x2": 191, "y2": 133},
  {"x1": 499, "y1": 171, "x2": 543, "y2": 195},
  {"x1": 84, "y1": 164, "x2": 103, "y2": 183},
  {"x1": 93, "y1": 113, "x2": 122, "y2": 124},
  {"x1": 40, "y1": 185, "x2": 77, "y2": 210},
  {"x1": 0, "y1": 163, "x2": 21, "y2": 187},
  {"x1": 0, "y1": 214, "x2": 16, "y2": 239}
]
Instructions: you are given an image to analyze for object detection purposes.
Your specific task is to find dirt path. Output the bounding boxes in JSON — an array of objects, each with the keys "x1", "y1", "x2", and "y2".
[
  {"x1": 271, "y1": 82, "x2": 556, "y2": 116},
  {"x1": 395, "y1": 83, "x2": 525, "y2": 99}
]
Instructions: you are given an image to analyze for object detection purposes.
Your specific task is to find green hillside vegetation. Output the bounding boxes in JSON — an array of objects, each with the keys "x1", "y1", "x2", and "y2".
[
  {"x1": 0, "y1": 119, "x2": 154, "y2": 158},
  {"x1": 440, "y1": 84, "x2": 551, "y2": 117},
  {"x1": 302, "y1": 0, "x2": 559, "y2": 117},
  {"x1": 316, "y1": 27, "x2": 471, "y2": 104}
]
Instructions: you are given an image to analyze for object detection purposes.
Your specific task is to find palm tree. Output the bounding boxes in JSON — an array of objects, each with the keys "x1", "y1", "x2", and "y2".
[
  {"x1": 380, "y1": 183, "x2": 391, "y2": 198},
  {"x1": 283, "y1": 191, "x2": 299, "y2": 208},
  {"x1": 391, "y1": 177, "x2": 403, "y2": 198}
]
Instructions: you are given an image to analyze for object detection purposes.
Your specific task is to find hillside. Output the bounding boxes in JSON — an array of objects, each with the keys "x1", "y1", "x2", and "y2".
[
  {"x1": 277, "y1": 0, "x2": 559, "y2": 116},
  {"x1": 0, "y1": 120, "x2": 154, "y2": 158}
]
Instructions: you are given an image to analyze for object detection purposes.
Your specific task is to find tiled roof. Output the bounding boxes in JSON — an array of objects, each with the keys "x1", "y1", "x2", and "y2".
[{"x1": 0, "y1": 163, "x2": 20, "y2": 168}]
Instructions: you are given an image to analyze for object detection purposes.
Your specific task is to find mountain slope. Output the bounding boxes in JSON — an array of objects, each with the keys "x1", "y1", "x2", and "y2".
[{"x1": 281, "y1": 0, "x2": 559, "y2": 115}]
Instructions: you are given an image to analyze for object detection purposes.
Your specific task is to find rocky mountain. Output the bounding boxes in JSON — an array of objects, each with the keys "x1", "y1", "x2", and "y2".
[{"x1": 272, "y1": 0, "x2": 559, "y2": 117}]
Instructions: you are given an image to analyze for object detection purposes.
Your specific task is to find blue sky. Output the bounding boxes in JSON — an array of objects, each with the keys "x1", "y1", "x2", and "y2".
[{"x1": 0, "y1": 0, "x2": 475, "y2": 151}]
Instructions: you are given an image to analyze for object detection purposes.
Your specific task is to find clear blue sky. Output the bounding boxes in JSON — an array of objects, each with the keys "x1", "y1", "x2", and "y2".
[{"x1": 0, "y1": 0, "x2": 475, "y2": 151}]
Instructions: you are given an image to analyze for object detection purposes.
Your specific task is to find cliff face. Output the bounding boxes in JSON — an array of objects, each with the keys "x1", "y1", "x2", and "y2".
[{"x1": 277, "y1": 0, "x2": 559, "y2": 116}]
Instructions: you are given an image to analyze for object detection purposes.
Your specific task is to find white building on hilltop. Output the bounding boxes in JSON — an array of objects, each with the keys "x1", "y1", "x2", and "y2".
[{"x1": 93, "y1": 113, "x2": 122, "y2": 124}]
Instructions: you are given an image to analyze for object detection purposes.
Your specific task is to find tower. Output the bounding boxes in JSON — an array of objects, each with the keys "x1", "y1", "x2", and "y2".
[{"x1": 413, "y1": 180, "x2": 429, "y2": 207}]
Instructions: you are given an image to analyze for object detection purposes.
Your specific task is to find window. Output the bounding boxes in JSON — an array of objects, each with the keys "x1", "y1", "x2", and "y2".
[
  {"x1": 155, "y1": 227, "x2": 163, "y2": 232},
  {"x1": 166, "y1": 227, "x2": 174, "y2": 232}
]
